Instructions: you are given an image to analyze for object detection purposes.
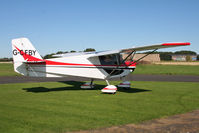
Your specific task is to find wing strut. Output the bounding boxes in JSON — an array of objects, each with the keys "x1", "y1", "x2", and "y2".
[
  {"x1": 134, "y1": 49, "x2": 158, "y2": 63},
  {"x1": 127, "y1": 48, "x2": 158, "y2": 66},
  {"x1": 122, "y1": 50, "x2": 136, "y2": 65}
]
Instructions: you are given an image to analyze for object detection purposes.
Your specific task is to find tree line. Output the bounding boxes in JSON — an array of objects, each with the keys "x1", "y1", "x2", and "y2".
[{"x1": 43, "y1": 48, "x2": 96, "y2": 59}]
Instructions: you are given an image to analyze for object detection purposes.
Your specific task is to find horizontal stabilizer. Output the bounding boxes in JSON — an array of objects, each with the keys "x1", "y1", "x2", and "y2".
[{"x1": 23, "y1": 61, "x2": 46, "y2": 64}]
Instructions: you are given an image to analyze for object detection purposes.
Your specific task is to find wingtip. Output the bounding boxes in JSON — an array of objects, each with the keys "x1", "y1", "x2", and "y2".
[{"x1": 162, "y1": 42, "x2": 191, "y2": 46}]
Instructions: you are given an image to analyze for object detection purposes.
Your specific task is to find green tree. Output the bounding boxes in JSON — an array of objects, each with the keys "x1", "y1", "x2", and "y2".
[
  {"x1": 186, "y1": 55, "x2": 191, "y2": 61},
  {"x1": 159, "y1": 52, "x2": 173, "y2": 61},
  {"x1": 56, "y1": 51, "x2": 64, "y2": 54},
  {"x1": 84, "y1": 48, "x2": 96, "y2": 52},
  {"x1": 0, "y1": 58, "x2": 13, "y2": 62},
  {"x1": 174, "y1": 50, "x2": 197, "y2": 55},
  {"x1": 70, "y1": 50, "x2": 76, "y2": 53},
  {"x1": 43, "y1": 53, "x2": 56, "y2": 59}
]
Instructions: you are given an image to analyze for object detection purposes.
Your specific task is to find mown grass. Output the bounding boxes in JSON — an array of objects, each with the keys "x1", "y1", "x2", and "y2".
[
  {"x1": 134, "y1": 64, "x2": 199, "y2": 75},
  {"x1": 0, "y1": 63, "x2": 20, "y2": 77},
  {"x1": 0, "y1": 81, "x2": 199, "y2": 133}
]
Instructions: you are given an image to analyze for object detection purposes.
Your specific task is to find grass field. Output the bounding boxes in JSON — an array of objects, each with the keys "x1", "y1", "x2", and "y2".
[
  {"x1": 0, "y1": 81, "x2": 199, "y2": 133},
  {"x1": 0, "y1": 63, "x2": 20, "y2": 77},
  {"x1": 0, "y1": 63, "x2": 199, "y2": 77},
  {"x1": 133, "y1": 64, "x2": 199, "y2": 75}
]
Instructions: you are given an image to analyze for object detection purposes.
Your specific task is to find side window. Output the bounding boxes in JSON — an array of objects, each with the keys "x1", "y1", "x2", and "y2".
[{"x1": 99, "y1": 55, "x2": 117, "y2": 65}]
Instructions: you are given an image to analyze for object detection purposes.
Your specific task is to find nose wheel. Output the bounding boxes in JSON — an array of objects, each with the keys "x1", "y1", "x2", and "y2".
[
  {"x1": 101, "y1": 80, "x2": 117, "y2": 94},
  {"x1": 101, "y1": 85, "x2": 117, "y2": 94}
]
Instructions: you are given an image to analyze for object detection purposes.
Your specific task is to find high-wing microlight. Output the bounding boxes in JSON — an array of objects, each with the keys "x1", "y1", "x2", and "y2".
[{"x1": 12, "y1": 38, "x2": 190, "y2": 93}]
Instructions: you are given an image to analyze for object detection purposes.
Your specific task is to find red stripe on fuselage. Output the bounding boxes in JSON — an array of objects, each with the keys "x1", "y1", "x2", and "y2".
[{"x1": 35, "y1": 60, "x2": 136, "y2": 67}]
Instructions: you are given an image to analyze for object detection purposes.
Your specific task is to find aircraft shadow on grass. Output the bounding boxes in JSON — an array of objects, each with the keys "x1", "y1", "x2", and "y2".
[{"x1": 22, "y1": 81, "x2": 151, "y2": 93}]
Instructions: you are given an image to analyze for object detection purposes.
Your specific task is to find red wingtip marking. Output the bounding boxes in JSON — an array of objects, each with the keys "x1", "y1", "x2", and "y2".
[{"x1": 162, "y1": 42, "x2": 190, "y2": 46}]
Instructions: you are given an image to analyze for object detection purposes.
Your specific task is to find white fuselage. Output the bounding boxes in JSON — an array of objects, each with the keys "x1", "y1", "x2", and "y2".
[{"x1": 21, "y1": 54, "x2": 135, "y2": 80}]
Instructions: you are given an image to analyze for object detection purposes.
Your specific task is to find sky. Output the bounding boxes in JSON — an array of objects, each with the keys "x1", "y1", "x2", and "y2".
[{"x1": 0, "y1": 0, "x2": 199, "y2": 58}]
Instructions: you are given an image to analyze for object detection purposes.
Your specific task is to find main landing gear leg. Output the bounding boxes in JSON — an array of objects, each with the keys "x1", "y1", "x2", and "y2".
[
  {"x1": 118, "y1": 77, "x2": 131, "y2": 88},
  {"x1": 80, "y1": 79, "x2": 95, "y2": 89},
  {"x1": 101, "y1": 80, "x2": 117, "y2": 94}
]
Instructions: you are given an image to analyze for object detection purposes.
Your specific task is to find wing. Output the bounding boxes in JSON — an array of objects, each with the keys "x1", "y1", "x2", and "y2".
[
  {"x1": 121, "y1": 42, "x2": 190, "y2": 53},
  {"x1": 88, "y1": 42, "x2": 190, "y2": 58}
]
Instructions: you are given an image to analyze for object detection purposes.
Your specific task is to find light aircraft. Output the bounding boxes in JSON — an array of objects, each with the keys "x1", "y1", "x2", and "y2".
[{"x1": 12, "y1": 38, "x2": 190, "y2": 93}]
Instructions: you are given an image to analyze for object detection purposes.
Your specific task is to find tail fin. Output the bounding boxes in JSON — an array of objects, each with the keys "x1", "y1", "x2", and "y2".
[{"x1": 12, "y1": 38, "x2": 43, "y2": 75}]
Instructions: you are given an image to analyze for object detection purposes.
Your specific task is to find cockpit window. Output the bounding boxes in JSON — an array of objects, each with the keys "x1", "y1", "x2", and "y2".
[
  {"x1": 99, "y1": 54, "x2": 123, "y2": 66},
  {"x1": 99, "y1": 54, "x2": 124, "y2": 75},
  {"x1": 99, "y1": 54, "x2": 117, "y2": 65}
]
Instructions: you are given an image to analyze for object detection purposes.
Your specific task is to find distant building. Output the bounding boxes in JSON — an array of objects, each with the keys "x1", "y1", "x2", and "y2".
[
  {"x1": 123, "y1": 54, "x2": 160, "y2": 62},
  {"x1": 171, "y1": 55, "x2": 197, "y2": 61}
]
